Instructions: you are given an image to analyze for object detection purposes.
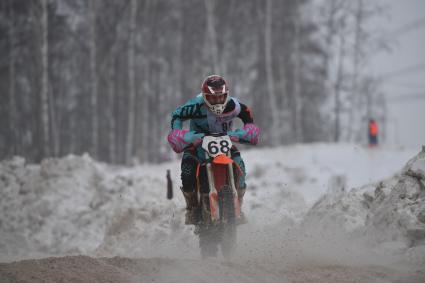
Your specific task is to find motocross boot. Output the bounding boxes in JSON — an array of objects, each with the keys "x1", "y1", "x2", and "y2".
[
  {"x1": 237, "y1": 187, "x2": 248, "y2": 224},
  {"x1": 182, "y1": 188, "x2": 200, "y2": 225},
  {"x1": 200, "y1": 193, "x2": 213, "y2": 225}
]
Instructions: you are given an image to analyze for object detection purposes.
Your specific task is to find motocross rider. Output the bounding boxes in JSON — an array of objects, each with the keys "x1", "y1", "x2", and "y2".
[{"x1": 167, "y1": 75, "x2": 261, "y2": 224}]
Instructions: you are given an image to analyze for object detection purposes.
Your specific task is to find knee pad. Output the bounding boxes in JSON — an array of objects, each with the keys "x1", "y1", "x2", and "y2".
[
  {"x1": 181, "y1": 153, "x2": 198, "y2": 192},
  {"x1": 232, "y1": 155, "x2": 247, "y2": 189}
]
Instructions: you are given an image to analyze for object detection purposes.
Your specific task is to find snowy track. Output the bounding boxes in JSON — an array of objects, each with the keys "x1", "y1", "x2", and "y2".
[{"x1": 1, "y1": 143, "x2": 424, "y2": 282}]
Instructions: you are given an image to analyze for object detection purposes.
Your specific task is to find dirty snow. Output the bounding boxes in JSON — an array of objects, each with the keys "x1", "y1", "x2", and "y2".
[{"x1": 1, "y1": 143, "x2": 424, "y2": 282}]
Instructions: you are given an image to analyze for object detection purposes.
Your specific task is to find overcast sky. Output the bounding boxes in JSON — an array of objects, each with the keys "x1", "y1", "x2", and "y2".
[{"x1": 367, "y1": 0, "x2": 425, "y2": 149}]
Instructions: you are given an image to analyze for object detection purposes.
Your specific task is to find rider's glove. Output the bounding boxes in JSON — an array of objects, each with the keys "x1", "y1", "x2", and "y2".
[
  {"x1": 183, "y1": 131, "x2": 205, "y2": 144},
  {"x1": 167, "y1": 129, "x2": 205, "y2": 153},
  {"x1": 227, "y1": 123, "x2": 260, "y2": 145},
  {"x1": 227, "y1": 129, "x2": 245, "y2": 142}
]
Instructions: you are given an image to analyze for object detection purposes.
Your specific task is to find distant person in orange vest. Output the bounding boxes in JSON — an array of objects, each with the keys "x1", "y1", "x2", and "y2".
[{"x1": 368, "y1": 119, "x2": 379, "y2": 147}]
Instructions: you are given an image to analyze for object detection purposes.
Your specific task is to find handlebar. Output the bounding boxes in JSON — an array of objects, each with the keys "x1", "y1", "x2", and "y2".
[{"x1": 202, "y1": 132, "x2": 227, "y2": 137}]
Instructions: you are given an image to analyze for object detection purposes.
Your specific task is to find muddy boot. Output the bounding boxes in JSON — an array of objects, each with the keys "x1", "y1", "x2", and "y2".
[
  {"x1": 182, "y1": 189, "x2": 200, "y2": 225},
  {"x1": 237, "y1": 187, "x2": 248, "y2": 225}
]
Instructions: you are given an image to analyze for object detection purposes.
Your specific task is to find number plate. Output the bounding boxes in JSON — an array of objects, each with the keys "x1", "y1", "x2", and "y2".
[{"x1": 202, "y1": 136, "x2": 233, "y2": 157}]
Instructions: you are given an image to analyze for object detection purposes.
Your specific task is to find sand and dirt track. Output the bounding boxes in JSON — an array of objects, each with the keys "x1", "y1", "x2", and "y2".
[{"x1": 1, "y1": 255, "x2": 424, "y2": 283}]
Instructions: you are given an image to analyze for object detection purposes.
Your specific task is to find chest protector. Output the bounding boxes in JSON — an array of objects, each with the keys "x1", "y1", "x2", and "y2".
[{"x1": 206, "y1": 98, "x2": 241, "y2": 134}]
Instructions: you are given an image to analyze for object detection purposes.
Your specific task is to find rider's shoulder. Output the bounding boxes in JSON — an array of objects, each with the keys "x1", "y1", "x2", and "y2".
[
  {"x1": 231, "y1": 97, "x2": 251, "y2": 108},
  {"x1": 229, "y1": 96, "x2": 241, "y2": 106},
  {"x1": 183, "y1": 94, "x2": 204, "y2": 106},
  {"x1": 222, "y1": 96, "x2": 241, "y2": 115},
  {"x1": 194, "y1": 94, "x2": 205, "y2": 104}
]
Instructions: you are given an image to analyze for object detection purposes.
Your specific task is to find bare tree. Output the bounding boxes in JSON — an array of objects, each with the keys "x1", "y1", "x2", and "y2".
[
  {"x1": 41, "y1": 0, "x2": 50, "y2": 157},
  {"x1": 174, "y1": 1, "x2": 183, "y2": 104},
  {"x1": 333, "y1": 18, "x2": 346, "y2": 142},
  {"x1": 204, "y1": 0, "x2": 220, "y2": 74},
  {"x1": 347, "y1": 0, "x2": 363, "y2": 141},
  {"x1": 317, "y1": 0, "x2": 387, "y2": 143},
  {"x1": 292, "y1": 2, "x2": 303, "y2": 142},
  {"x1": 135, "y1": 0, "x2": 153, "y2": 163},
  {"x1": 322, "y1": 0, "x2": 340, "y2": 75},
  {"x1": 264, "y1": 0, "x2": 280, "y2": 145},
  {"x1": 8, "y1": 0, "x2": 17, "y2": 155},
  {"x1": 108, "y1": 55, "x2": 117, "y2": 163},
  {"x1": 2, "y1": 0, "x2": 366, "y2": 163},
  {"x1": 126, "y1": 0, "x2": 138, "y2": 164},
  {"x1": 89, "y1": 0, "x2": 98, "y2": 158}
]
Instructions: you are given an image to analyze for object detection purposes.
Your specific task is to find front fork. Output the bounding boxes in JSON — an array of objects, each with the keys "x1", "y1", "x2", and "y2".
[{"x1": 205, "y1": 152, "x2": 240, "y2": 222}]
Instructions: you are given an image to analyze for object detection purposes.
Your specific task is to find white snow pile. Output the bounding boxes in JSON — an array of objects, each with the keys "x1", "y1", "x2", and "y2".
[
  {"x1": 241, "y1": 143, "x2": 418, "y2": 224},
  {"x1": 302, "y1": 146, "x2": 425, "y2": 261},
  {"x1": 0, "y1": 143, "x2": 420, "y2": 263},
  {"x1": 0, "y1": 154, "x2": 191, "y2": 262}
]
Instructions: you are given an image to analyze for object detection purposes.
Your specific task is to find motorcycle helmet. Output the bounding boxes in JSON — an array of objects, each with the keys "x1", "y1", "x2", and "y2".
[{"x1": 201, "y1": 75, "x2": 229, "y2": 115}]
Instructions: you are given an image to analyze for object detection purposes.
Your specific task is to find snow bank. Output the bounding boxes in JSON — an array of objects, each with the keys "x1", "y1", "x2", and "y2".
[
  {"x1": 0, "y1": 154, "x2": 192, "y2": 262},
  {"x1": 242, "y1": 143, "x2": 417, "y2": 224},
  {"x1": 0, "y1": 143, "x2": 418, "y2": 262},
  {"x1": 302, "y1": 146, "x2": 425, "y2": 262}
]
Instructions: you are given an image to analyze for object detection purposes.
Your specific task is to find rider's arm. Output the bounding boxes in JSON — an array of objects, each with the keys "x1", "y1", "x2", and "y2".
[
  {"x1": 238, "y1": 103, "x2": 254, "y2": 124},
  {"x1": 168, "y1": 98, "x2": 205, "y2": 153},
  {"x1": 170, "y1": 105, "x2": 185, "y2": 130},
  {"x1": 228, "y1": 103, "x2": 261, "y2": 145}
]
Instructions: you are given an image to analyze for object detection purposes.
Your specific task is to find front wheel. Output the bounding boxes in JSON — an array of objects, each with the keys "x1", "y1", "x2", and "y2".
[
  {"x1": 199, "y1": 225, "x2": 219, "y2": 258},
  {"x1": 199, "y1": 193, "x2": 218, "y2": 258},
  {"x1": 219, "y1": 185, "x2": 237, "y2": 258}
]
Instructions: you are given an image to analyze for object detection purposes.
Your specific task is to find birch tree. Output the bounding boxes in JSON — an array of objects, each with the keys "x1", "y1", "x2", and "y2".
[
  {"x1": 322, "y1": 0, "x2": 340, "y2": 76},
  {"x1": 264, "y1": 0, "x2": 280, "y2": 145},
  {"x1": 8, "y1": 0, "x2": 17, "y2": 155},
  {"x1": 0, "y1": 0, "x2": 366, "y2": 162},
  {"x1": 125, "y1": 0, "x2": 138, "y2": 164},
  {"x1": 41, "y1": 0, "x2": 50, "y2": 157},
  {"x1": 292, "y1": 2, "x2": 303, "y2": 142},
  {"x1": 204, "y1": 0, "x2": 220, "y2": 74},
  {"x1": 108, "y1": 55, "x2": 117, "y2": 163},
  {"x1": 347, "y1": 0, "x2": 363, "y2": 141},
  {"x1": 89, "y1": 0, "x2": 98, "y2": 158},
  {"x1": 333, "y1": 18, "x2": 346, "y2": 142}
]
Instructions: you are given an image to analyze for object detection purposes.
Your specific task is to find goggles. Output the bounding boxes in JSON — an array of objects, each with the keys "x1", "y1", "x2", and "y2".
[{"x1": 205, "y1": 93, "x2": 228, "y2": 105}]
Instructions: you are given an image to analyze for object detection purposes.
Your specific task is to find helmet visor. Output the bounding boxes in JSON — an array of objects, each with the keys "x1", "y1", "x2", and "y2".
[{"x1": 205, "y1": 93, "x2": 228, "y2": 105}]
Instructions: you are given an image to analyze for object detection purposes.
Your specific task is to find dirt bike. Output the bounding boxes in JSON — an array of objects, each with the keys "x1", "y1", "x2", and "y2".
[{"x1": 192, "y1": 133, "x2": 242, "y2": 258}]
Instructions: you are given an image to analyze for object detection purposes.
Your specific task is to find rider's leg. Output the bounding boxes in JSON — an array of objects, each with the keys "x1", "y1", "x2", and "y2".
[
  {"x1": 181, "y1": 150, "x2": 199, "y2": 224},
  {"x1": 232, "y1": 152, "x2": 246, "y2": 189},
  {"x1": 231, "y1": 152, "x2": 247, "y2": 209}
]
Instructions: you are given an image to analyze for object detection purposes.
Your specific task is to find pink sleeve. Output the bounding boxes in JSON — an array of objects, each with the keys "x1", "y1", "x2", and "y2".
[
  {"x1": 242, "y1": 123, "x2": 261, "y2": 145},
  {"x1": 167, "y1": 129, "x2": 189, "y2": 153}
]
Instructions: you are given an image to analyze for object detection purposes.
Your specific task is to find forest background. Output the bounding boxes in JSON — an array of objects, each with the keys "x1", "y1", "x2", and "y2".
[{"x1": 0, "y1": 0, "x2": 388, "y2": 164}]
